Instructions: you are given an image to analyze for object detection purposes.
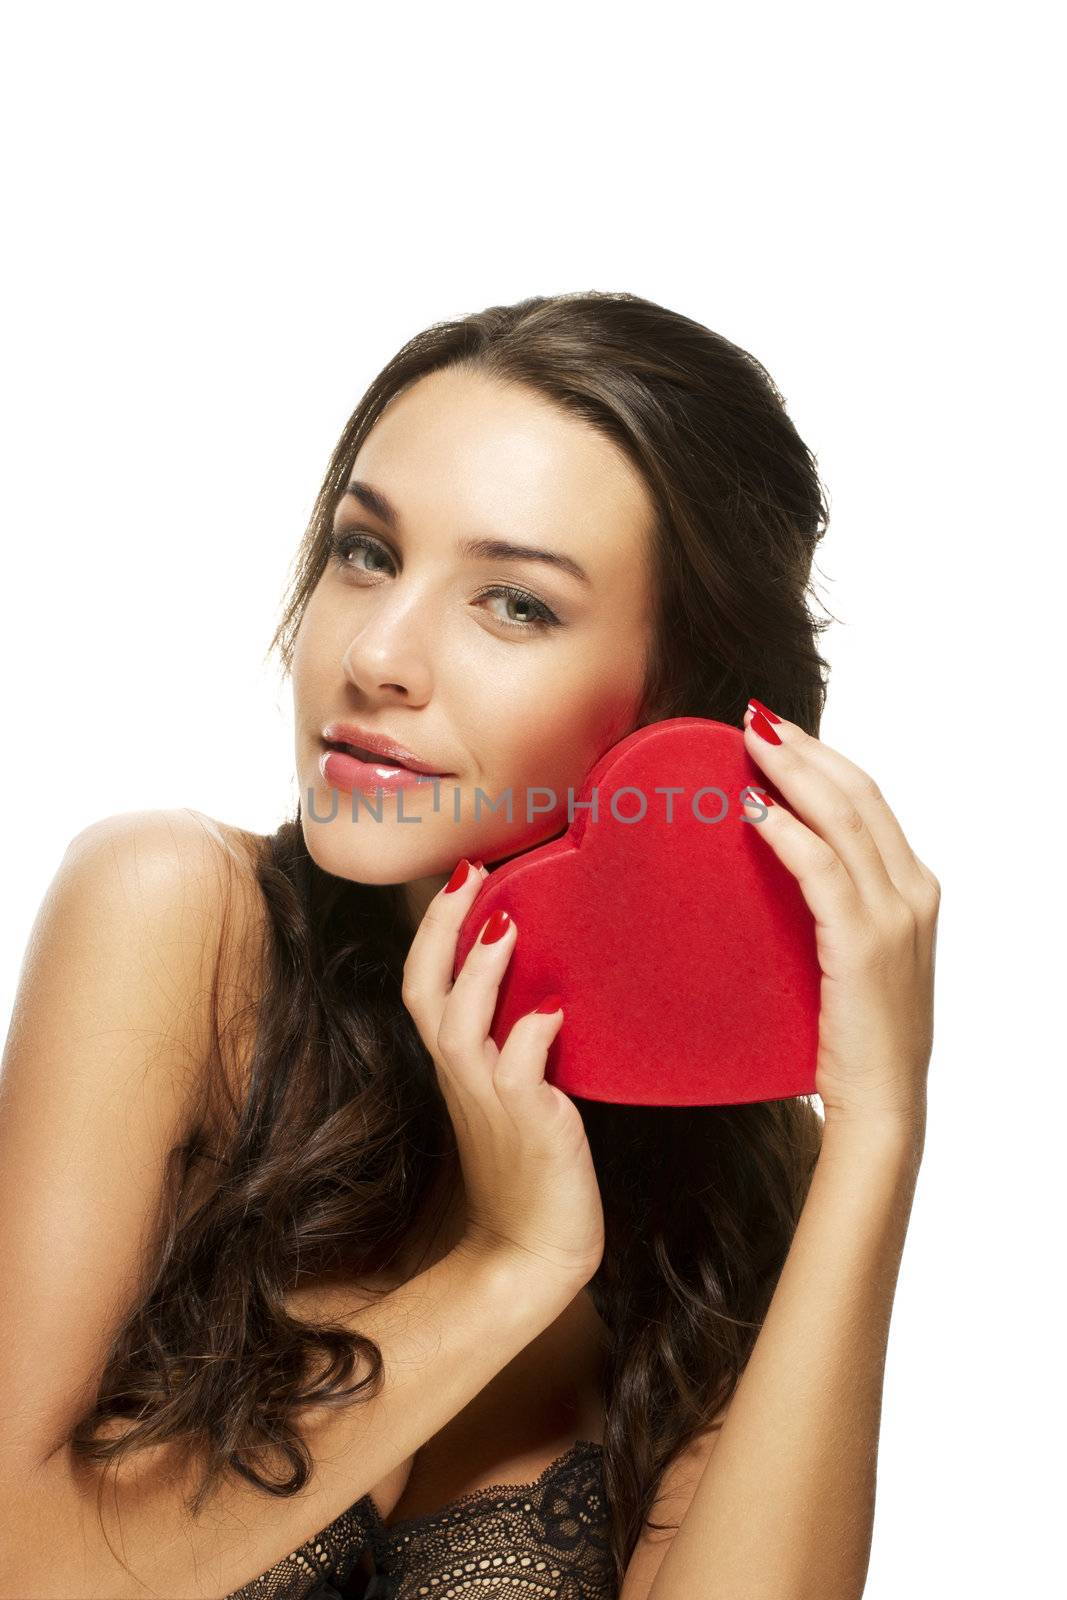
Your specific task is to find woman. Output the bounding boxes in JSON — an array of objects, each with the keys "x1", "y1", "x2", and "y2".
[{"x1": 0, "y1": 290, "x2": 938, "y2": 1600}]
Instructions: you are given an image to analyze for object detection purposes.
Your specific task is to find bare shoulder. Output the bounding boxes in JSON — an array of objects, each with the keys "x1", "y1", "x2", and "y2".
[
  {"x1": 61, "y1": 806, "x2": 269, "y2": 937},
  {"x1": 33, "y1": 807, "x2": 271, "y2": 1099},
  {"x1": 0, "y1": 807, "x2": 276, "y2": 1479},
  {"x1": 61, "y1": 805, "x2": 265, "y2": 896}
]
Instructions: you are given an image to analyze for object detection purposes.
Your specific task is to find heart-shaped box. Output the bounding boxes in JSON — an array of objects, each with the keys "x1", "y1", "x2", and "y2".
[{"x1": 452, "y1": 717, "x2": 821, "y2": 1107}]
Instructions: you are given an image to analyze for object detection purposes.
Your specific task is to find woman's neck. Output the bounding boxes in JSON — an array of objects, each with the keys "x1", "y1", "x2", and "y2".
[{"x1": 399, "y1": 871, "x2": 450, "y2": 934}]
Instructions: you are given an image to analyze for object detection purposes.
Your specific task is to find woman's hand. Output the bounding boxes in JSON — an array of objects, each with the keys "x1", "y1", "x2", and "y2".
[
  {"x1": 741, "y1": 699, "x2": 940, "y2": 1142},
  {"x1": 401, "y1": 858, "x2": 605, "y2": 1292}
]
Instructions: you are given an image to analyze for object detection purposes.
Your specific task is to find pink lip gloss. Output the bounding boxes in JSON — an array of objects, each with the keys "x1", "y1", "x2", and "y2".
[{"x1": 319, "y1": 747, "x2": 444, "y2": 794}]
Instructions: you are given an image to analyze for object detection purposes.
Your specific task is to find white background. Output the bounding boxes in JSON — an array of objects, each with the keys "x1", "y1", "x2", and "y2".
[{"x1": 1, "y1": 3, "x2": 1062, "y2": 1594}]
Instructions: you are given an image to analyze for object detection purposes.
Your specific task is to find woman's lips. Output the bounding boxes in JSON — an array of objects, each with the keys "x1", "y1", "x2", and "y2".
[{"x1": 319, "y1": 745, "x2": 446, "y2": 794}]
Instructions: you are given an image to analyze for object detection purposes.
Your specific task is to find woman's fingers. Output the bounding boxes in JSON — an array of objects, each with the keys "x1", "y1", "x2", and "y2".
[
  {"x1": 401, "y1": 859, "x2": 484, "y2": 1047},
  {"x1": 399, "y1": 862, "x2": 604, "y2": 1285},
  {"x1": 494, "y1": 1004, "x2": 569, "y2": 1133},
  {"x1": 744, "y1": 699, "x2": 933, "y2": 909},
  {"x1": 437, "y1": 908, "x2": 519, "y2": 1082},
  {"x1": 741, "y1": 785, "x2": 872, "y2": 944},
  {"x1": 401, "y1": 857, "x2": 518, "y2": 1094},
  {"x1": 743, "y1": 703, "x2": 899, "y2": 913}
]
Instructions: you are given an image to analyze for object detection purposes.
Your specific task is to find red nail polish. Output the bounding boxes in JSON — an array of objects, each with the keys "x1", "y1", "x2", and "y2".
[
  {"x1": 534, "y1": 994, "x2": 563, "y2": 1013},
  {"x1": 747, "y1": 697, "x2": 782, "y2": 724},
  {"x1": 480, "y1": 909, "x2": 511, "y2": 944},
  {"x1": 750, "y1": 710, "x2": 783, "y2": 746},
  {"x1": 747, "y1": 788, "x2": 775, "y2": 807},
  {"x1": 471, "y1": 860, "x2": 485, "y2": 871},
  {"x1": 444, "y1": 858, "x2": 472, "y2": 893}
]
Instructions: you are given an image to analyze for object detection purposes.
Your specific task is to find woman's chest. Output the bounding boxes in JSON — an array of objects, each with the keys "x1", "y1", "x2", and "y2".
[
  {"x1": 344, "y1": 1287, "x2": 610, "y2": 1596},
  {"x1": 283, "y1": 1247, "x2": 609, "y2": 1527},
  {"x1": 382, "y1": 1281, "x2": 609, "y2": 1526}
]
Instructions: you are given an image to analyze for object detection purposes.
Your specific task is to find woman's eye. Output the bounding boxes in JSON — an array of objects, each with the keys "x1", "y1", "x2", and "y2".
[
  {"x1": 330, "y1": 530, "x2": 394, "y2": 575},
  {"x1": 328, "y1": 530, "x2": 561, "y2": 634},
  {"x1": 475, "y1": 585, "x2": 561, "y2": 633}
]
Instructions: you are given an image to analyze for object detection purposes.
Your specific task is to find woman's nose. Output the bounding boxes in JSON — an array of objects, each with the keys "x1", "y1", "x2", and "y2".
[{"x1": 339, "y1": 594, "x2": 435, "y2": 702}]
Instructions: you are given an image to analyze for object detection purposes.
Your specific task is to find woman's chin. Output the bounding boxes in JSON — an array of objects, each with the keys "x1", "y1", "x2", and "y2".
[{"x1": 297, "y1": 816, "x2": 470, "y2": 887}]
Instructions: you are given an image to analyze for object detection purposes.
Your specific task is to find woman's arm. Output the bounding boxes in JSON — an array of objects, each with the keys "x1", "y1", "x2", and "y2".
[
  {"x1": 630, "y1": 1112, "x2": 922, "y2": 1600},
  {"x1": 0, "y1": 811, "x2": 578, "y2": 1600},
  {"x1": 625, "y1": 702, "x2": 938, "y2": 1600},
  {"x1": 7, "y1": 1241, "x2": 565, "y2": 1600}
]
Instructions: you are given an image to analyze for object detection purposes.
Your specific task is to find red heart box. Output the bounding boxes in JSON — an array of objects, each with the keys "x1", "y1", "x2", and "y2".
[{"x1": 453, "y1": 717, "x2": 821, "y2": 1107}]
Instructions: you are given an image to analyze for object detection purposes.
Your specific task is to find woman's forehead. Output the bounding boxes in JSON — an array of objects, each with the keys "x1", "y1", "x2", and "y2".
[{"x1": 347, "y1": 371, "x2": 655, "y2": 582}]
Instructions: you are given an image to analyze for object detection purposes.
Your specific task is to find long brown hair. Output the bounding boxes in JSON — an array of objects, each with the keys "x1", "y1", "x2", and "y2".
[{"x1": 68, "y1": 291, "x2": 832, "y2": 1591}]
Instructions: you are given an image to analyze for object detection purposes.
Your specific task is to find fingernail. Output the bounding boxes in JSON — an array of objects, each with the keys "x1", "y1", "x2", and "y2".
[
  {"x1": 471, "y1": 860, "x2": 485, "y2": 872},
  {"x1": 747, "y1": 697, "x2": 782, "y2": 724},
  {"x1": 746, "y1": 788, "x2": 775, "y2": 807},
  {"x1": 444, "y1": 858, "x2": 473, "y2": 893},
  {"x1": 480, "y1": 908, "x2": 512, "y2": 944},
  {"x1": 750, "y1": 710, "x2": 782, "y2": 746},
  {"x1": 534, "y1": 994, "x2": 563, "y2": 1013}
]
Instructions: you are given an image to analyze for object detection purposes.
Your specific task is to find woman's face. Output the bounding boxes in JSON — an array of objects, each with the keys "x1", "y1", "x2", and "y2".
[{"x1": 291, "y1": 366, "x2": 658, "y2": 923}]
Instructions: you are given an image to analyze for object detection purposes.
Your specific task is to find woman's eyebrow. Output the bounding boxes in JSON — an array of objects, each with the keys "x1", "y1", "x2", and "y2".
[{"x1": 340, "y1": 479, "x2": 592, "y2": 587}]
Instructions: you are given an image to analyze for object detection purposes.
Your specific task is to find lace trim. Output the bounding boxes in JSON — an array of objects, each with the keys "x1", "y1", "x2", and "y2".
[
  {"x1": 366, "y1": 1441, "x2": 603, "y2": 1538},
  {"x1": 224, "y1": 1442, "x2": 610, "y2": 1600},
  {"x1": 223, "y1": 1495, "x2": 376, "y2": 1600},
  {"x1": 363, "y1": 1440, "x2": 612, "y2": 1598}
]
